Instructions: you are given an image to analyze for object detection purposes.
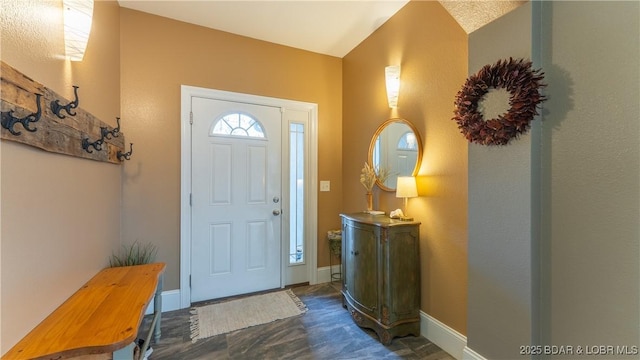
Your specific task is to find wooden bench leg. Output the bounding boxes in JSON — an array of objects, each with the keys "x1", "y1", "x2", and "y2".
[
  {"x1": 154, "y1": 273, "x2": 163, "y2": 342},
  {"x1": 112, "y1": 341, "x2": 137, "y2": 360}
]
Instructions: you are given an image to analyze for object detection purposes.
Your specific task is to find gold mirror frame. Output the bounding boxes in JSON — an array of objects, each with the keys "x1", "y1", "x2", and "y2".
[{"x1": 367, "y1": 118, "x2": 423, "y2": 192}]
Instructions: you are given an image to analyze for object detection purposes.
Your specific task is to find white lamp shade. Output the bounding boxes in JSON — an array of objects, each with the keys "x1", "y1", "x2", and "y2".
[
  {"x1": 64, "y1": 0, "x2": 94, "y2": 61},
  {"x1": 396, "y1": 176, "x2": 417, "y2": 198},
  {"x1": 385, "y1": 65, "x2": 401, "y2": 108}
]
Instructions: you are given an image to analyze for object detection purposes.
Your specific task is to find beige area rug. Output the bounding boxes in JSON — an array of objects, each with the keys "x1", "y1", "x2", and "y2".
[{"x1": 190, "y1": 289, "x2": 308, "y2": 342}]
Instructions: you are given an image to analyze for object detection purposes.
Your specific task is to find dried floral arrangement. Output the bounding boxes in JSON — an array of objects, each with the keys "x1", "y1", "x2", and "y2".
[
  {"x1": 360, "y1": 163, "x2": 377, "y2": 192},
  {"x1": 452, "y1": 58, "x2": 546, "y2": 146},
  {"x1": 359, "y1": 163, "x2": 391, "y2": 192}
]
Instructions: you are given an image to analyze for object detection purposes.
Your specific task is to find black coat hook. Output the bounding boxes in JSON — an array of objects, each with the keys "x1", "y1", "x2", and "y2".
[
  {"x1": 1, "y1": 93, "x2": 43, "y2": 136},
  {"x1": 51, "y1": 85, "x2": 79, "y2": 119},
  {"x1": 118, "y1": 143, "x2": 133, "y2": 161},
  {"x1": 82, "y1": 136, "x2": 104, "y2": 153},
  {"x1": 101, "y1": 117, "x2": 121, "y2": 140}
]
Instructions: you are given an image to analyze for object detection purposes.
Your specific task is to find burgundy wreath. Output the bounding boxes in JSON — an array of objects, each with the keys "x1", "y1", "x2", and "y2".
[{"x1": 452, "y1": 58, "x2": 546, "y2": 146}]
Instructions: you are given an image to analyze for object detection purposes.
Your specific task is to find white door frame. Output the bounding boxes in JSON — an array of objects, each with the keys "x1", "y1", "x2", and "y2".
[{"x1": 179, "y1": 85, "x2": 318, "y2": 308}]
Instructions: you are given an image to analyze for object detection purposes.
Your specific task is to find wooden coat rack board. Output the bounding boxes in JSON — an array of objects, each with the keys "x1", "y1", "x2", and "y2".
[{"x1": 0, "y1": 61, "x2": 129, "y2": 164}]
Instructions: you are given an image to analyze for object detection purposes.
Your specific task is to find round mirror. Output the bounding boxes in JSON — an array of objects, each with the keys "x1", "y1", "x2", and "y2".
[{"x1": 368, "y1": 118, "x2": 423, "y2": 191}]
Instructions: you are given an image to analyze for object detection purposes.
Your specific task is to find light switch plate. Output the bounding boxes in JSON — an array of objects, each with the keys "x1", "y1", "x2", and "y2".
[{"x1": 320, "y1": 181, "x2": 330, "y2": 192}]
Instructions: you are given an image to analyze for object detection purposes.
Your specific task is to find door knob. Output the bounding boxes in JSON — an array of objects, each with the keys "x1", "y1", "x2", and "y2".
[{"x1": 273, "y1": 209, "x2": 281, "y2": 216}]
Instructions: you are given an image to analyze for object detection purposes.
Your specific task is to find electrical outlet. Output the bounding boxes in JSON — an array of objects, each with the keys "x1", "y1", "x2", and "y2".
[{"x1": 320, "y1": 181, "x2": 331, "y2": 192}]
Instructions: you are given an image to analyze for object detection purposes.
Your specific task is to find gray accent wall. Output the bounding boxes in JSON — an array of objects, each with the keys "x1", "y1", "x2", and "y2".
[
  {"x1": 467, "y1": 1, "x2": 639, "y2": 359},
  {"x1": 467, "y1": 3, "x2": 538, "y2": 359},
  {"x1": 539, "y1": 1, "x2": 639, "y2": 357}
]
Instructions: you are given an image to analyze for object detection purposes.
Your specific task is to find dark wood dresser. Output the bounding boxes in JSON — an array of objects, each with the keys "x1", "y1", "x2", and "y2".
[{"x1": 340, "y1": 213, "x2": 421, "y2": 344}]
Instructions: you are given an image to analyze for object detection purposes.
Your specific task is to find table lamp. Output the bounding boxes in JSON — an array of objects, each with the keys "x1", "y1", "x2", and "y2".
[{"x1": 396, "y1": 176, "x2": 417, "y2": 221}]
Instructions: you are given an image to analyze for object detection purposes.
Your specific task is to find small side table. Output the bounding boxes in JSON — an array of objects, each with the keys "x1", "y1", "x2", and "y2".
[{"x1": 328, "y1": 230, "x2": 342, "y2": 282}]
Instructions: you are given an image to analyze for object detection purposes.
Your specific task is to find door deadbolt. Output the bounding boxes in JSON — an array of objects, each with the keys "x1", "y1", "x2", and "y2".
[{"x1": 273, "y1": 196, "x2": 280, "y2": 203}]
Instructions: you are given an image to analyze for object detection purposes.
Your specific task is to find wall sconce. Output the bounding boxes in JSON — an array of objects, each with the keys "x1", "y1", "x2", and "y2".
[
  {"x1": 396, "y1": 176, "x2": 417, "y2": 221},
  {"x1": 63, "y1": 0, "x2": 94, "y2": 61},
  {"x1": 385, "y1": 65, "x2": 401, "y2": 108}
]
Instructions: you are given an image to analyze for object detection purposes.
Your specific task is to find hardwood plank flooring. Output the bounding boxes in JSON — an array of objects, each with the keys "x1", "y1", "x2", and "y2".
[{"x1": 139, "y1": 283, "x2": 455, "y2": 359}]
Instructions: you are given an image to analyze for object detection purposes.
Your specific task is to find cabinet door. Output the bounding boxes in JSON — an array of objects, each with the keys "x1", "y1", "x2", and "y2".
[
  {"x1": 344, "y1": 222, "x2": 378, "y2": 316},
  {"x1": 383, "y1": 227, "x2": 420, "y2": 324}
]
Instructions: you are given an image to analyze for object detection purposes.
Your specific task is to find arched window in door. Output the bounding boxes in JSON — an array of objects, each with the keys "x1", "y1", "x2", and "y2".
[
  {"x1": 397, "y1": 131, "x2": 417, "y2": 150},
  {"x1": 210, "y1": 112, "x2": 266, "y2": 138}
]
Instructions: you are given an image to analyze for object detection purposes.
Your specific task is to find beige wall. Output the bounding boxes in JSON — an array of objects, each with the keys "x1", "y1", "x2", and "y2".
[
  {"x1": 342, "y1": 1, "x2": 468, "y2": 334},
  {"x1": 0, "y1": 0, "x2": 121, "y2": 353},
  {"x1": 120, "y1": 9, "x2": 343, "y2": 290}
]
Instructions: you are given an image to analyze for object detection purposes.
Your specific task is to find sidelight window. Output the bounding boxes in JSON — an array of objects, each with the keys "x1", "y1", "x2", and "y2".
[{"x1": 289, "y1": 123, "x2": 305, "y2": 264}]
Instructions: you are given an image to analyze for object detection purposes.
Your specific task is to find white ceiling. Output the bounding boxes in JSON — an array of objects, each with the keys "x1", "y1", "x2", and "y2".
[{"x1": 117, "y1": 1, "x2": 525, "y2": 58}]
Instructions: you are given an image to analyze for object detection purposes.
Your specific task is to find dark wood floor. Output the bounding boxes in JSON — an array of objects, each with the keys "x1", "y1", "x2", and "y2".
[{"x1": 139, "y1": 283, "x2": 455, "y2": 359}]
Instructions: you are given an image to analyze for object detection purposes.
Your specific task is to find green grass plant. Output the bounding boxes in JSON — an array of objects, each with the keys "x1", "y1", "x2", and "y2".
[{"x1": 109, "y1": 241, "x2": 158, "y2": 267}]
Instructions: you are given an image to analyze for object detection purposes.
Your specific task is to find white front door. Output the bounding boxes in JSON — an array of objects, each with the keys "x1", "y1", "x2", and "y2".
[{"x1": 190, "y1": 97, "x2": 282, "y2": 302}]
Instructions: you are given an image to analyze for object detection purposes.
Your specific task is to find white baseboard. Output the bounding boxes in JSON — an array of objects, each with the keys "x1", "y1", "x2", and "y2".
[
  {"x1": 316, "y1": 265, "x2": 341, "y2": 284},
  {"x1": 144, "y1": 289, "x2": 182, "y2": 315},
  {"x1": 420, "y1": 311, "x2": 467, "y2": 360},
  {"x1": 462, "y1": 346, "x2": 488, "y2": 360}
]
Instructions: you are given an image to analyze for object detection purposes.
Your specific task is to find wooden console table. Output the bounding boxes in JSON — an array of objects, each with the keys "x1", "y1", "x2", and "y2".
[
  {"x1": 340, "y1": 213, "x2": 421, "y2": 345},
  {"x1": 2, "y1": 263, "x2": 165, "y2": 360}
]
